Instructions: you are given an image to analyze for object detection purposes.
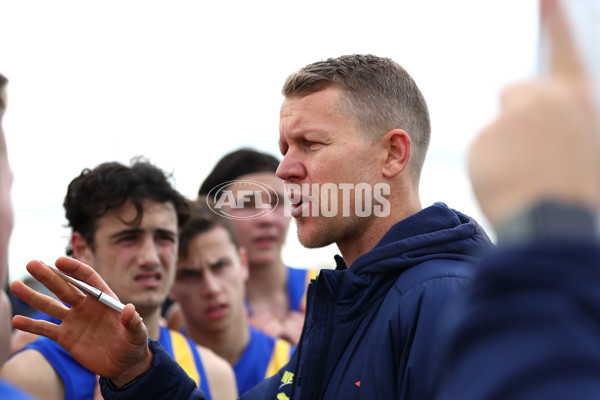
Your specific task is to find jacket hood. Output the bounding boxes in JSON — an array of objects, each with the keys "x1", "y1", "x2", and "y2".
[
  {"x1": 316, "y1": 202, "x2": 493, "y2": 317},
  {"x1": 350, "y1": 202, "x2": 492, "y2": 275}
]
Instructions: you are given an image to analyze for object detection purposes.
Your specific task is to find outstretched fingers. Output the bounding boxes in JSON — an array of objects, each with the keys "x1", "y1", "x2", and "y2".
[
  {"x1": 10, "y1": 279, "x2": 72, "y2": 322},
  {"x1": 24, "y1": 260, "x2": 88, "y2": 308},
  {"x1": 11, "y1": 314, "x2": 61, "y2": 342}
]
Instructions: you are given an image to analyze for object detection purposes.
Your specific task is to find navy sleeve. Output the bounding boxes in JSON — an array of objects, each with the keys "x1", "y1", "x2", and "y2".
[
  {"x1": 240, "y1": 358, "x2": 295, "y2": 399},
  {"x1": 240, "y1": 373, "x2": 281, "y2": 400},
  {"x1": 435, "y1": 242, "x2": 600, "y2": 400},
  {"x1": 100, "y1": 339, "x2": 208, "y2": 400},
  {"x1": 393, "y1": 264, "x2": 474, "y2": 400}
]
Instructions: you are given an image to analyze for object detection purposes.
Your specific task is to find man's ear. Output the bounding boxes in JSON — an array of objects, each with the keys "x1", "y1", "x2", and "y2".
[
  {"x1": 71, "y1": 232, "x2": 93, "y2": 264},
  {"x1": 381, "y1": 129, "x2": 411, "y2": 178}
]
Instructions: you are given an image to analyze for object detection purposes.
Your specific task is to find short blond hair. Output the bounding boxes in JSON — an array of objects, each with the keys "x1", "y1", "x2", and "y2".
[{"x1": 283, "y1": 55, "x2": 430, "y2": 181}]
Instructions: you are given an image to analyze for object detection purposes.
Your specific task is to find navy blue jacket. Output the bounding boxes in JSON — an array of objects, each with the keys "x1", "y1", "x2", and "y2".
[
  {"x1": 244, "y1": 202, "x2": 491, "y2": 399},
  {"x1": 101, "y1": 202, "x2": 491, "y2": 400}
]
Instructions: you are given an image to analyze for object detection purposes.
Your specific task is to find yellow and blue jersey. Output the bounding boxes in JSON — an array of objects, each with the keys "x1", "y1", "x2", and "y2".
[
  {"x1": 288, "y1": 266, "x2": 319, "y2": 312},
  {"x1": 246, "y1": 266, "x2": 319, "y2": 317},
  {"x1": 234, "y1": 326, "x2": 294, "y2": 396},
  {"x1": 21, "y1": 325, "x2": 211, "y2": 400}
]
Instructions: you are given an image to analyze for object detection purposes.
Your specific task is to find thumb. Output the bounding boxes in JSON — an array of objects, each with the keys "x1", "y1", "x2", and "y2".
[{"x1": 121, "y1": 304, "x2": 146, "y2": 340}]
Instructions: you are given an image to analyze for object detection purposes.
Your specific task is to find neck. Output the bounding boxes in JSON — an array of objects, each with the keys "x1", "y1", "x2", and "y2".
[
  {"x1": 339, "y1": 190, "x2": 422, "y2": 266},
  {"x1": 185, "y1": 317, "x2": 250, "y2": 365},
  {"x1": 245, "y1": 258, "x2": 290, "y2": 320},
  {"x1": 139, "y1": 308, "x2": 162, "y2": 340},
  {"x1": 245, "y1": 257, "x2": 288, "y2": 302}
]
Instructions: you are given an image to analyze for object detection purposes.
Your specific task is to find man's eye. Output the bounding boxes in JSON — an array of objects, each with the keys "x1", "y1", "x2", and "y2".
[
  {"x1": 117, "y1": 236, "x2": 137, "y2": 244},
  {"x1": 213, "y1": 259, "x2": 230, "y2": 271},
  {"x1": 304, "y1": 141, "x2": 323, "y2": 151}
]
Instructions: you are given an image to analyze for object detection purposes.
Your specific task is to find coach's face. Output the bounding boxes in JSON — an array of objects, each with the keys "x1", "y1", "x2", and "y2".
[{"x1": 277, "y1": 86, "x2": 382, "y2": 251}]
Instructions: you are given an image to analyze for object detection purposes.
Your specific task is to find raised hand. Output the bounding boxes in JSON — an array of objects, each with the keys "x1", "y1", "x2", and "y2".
[
  {"x1": 11, "y1": 257, "x2": 153, "y2": 387},
  {"x1": 468, "y1": 0, "x2": 600, "y2": 230}
]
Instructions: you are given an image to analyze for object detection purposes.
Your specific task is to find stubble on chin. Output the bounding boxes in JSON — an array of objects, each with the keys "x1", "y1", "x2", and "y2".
[{"x1": 295, "y1": 214, "x2": 365, "y2": 249}]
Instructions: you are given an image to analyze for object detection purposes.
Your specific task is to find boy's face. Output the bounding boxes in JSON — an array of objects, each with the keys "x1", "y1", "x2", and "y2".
[
  {"x1": 171, "y1": 225, "x2": 248, "y2": 335},
  {"x1": 223, "y1": 172, "x2": 290, "y2": 270},
  {"x1": 75, "y1": 199, "x2": 179, "y2": 317}
]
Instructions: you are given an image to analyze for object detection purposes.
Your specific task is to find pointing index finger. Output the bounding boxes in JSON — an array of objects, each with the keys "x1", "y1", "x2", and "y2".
[{"x1": 541, "y1": 0, "x2": 588, "y2": 81}]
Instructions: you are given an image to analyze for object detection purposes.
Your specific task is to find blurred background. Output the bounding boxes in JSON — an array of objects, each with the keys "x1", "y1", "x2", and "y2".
[{"x1": 0, "y1": 0, "x2": 539, "y2": 281}]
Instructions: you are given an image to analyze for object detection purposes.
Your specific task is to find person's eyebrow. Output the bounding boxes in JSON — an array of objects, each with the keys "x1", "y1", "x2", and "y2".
[
  {"x1": 109, "y1": 228, "x2": 144, "y2": 240},
  {"x1": 154, "y1": 228, "x2": 178, "y2": 238}
]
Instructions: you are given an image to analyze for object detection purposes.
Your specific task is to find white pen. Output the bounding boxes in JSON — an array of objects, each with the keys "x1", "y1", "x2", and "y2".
[{"x1": 42, "y1": 261, "x2": 126, "y2": 313}]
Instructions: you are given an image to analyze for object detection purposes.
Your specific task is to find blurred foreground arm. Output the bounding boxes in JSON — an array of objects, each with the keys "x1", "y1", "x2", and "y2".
[{"x1": 436, "y1": 0, "x2": 600, "y2": 399}]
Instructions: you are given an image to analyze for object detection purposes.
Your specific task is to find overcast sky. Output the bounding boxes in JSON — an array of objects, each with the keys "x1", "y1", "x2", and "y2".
[{"x1": 0, "y1": 0, "x2": 539, "y2": 281}]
